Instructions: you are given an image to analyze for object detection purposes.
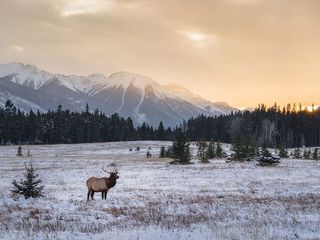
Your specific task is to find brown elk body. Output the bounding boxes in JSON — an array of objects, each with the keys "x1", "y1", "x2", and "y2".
[{"x1": 86, "y1": 168, "x2": 119, "y2": 201}]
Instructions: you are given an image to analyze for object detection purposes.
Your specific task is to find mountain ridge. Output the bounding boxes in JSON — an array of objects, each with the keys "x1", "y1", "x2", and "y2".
[{"x1": 0, "y1": 62, "x2": 238, "y2": 127}]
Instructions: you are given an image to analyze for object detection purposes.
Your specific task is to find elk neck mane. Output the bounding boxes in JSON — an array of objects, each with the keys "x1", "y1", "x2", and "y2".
[{"x1": 106, "y1": 174, "x2": 117, "y2": 188}]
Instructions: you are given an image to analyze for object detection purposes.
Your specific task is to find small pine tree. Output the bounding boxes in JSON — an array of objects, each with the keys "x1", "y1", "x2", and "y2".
[
  {"x1": 171, "y1": 128, "x2": 191, "y2": 164},
  {"x1": 165, "y1": 146, "x2": 174, "y2": 158},
  {"x1": 215, "y1": 142, "x2": 223, "y2": 158},
  {"x1": 11, "y1": 162, "x2": 44, "y2": 199},
  {"x1": 308, "y1": 149, "x2": 312, "y2": 159},
  {"x1": 159, "y1": 146, "x2": 166, "y2": 158},
  {"x1": 17, "y1": 146, "x2": 23, "y2": 156},
  {"x1": 293, "y1": 148, "x2": 301, "y2": 159},
  {"x1": 146, "y1": 151, "x2": 152, "y2": 158},
  {"x1": 313, "y1": 148, "x2": 318, "y2": 160},
  {"x1": 205, "y1": 140, "x2": 215, "y2": 159},
  {"x1": 231, "y1": 134, "x2": 247, "y2": 160},
  {"x1": 247, "y1": 138, "x2": 258, "y2": 159},
  {"x1": 183, "y1": 144, "x2": 191, "y2": 163},
  {"x1": 197, "y1": 139, "x2": 209, "y2": 163},
  {"x1": 260, "y1": 146, "x2": 272, "y2": 158},
  {"x1": 303, "y1": 149, "x2": 311, "y2": 159},
  {"x1": 279, "y1": 145, "x2": 288, "y2": 158}
]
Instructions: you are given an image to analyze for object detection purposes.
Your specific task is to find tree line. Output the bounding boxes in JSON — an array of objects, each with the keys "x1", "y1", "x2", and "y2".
[
  {"x1": 185, "y1": 103, "x2": 320, "y2": 148},
  {"x1": 1, "y1": 100, "x2": 320, "y2": 148},
  {"x1": 0, "y1": 100, "x2": 171, "y2": 144}
]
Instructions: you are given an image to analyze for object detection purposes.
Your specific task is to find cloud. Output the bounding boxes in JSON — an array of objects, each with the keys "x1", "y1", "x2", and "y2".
[
  {"x1": 227, "y1": 0, "x2": 262, "y2": 5},
  {"x1": 0, "y1": 0, "x2": 320, "y2": 107},
  {"x1": 60, "y1": 0, "x2": 115, "y2": 16}
]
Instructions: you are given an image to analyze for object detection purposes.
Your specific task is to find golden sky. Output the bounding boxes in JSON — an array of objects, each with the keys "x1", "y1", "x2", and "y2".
[{"x1": 1, "y1": 0, "x2": 320, "y2": 108}]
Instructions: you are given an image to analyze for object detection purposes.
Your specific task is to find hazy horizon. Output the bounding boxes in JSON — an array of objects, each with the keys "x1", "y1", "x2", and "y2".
[{"x1": 1, "y1": 0, "x2": 320, "y2": 109}]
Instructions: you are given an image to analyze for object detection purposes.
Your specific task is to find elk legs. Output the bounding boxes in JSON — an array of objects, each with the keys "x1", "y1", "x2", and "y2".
[
  {"x1": 102, "y1": 191, "x2": 108, "y2": 200},
  {"x1": 90, "y1": 191, "x2": 95, "y2": 200}
]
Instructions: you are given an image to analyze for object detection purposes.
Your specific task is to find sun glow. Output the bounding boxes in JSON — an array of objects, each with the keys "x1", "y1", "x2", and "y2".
[
  {"x1": 179, "y1": 30, "x2": 219, "y2": 49},
  {"x1": 305, "y1": 105, "x2": 319, "y2": 112},
  {"x1": 184, "y1": 32, "x2": 208, "y2": 42}
]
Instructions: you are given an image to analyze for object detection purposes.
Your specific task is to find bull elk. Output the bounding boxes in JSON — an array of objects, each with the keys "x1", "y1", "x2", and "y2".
[{"x1": 86, "y1": 167, "x2": 119, "y2": 201}]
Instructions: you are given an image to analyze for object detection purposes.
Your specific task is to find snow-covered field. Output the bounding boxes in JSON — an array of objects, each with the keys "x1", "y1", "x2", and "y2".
[{"x1": 0, "y1": 141, "x2": 319, "y2": 240}]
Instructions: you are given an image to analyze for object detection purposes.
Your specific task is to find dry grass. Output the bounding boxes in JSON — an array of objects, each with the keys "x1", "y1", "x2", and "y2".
[
  {"x1": 1, "y1": 142, "x2": 319, "y2": 239},
  {"x1": 2, "y1": 193, "x2": 318, "y2": 235}
]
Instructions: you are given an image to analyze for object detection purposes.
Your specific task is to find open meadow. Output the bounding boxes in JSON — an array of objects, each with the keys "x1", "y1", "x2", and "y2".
[{"x1": 0, "y1": 141, "x2": 319, "y2": 240}]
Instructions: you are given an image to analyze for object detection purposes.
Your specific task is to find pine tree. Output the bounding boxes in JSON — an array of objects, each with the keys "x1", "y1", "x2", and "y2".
[
  {"x1": 197, "y1": 139, "x2": 209, "y2": 163},
  {"x1": 308, "y1": 149, "x2": 312, "y2": 159},
  {"x1": 248, "y1": 138, "x2": 258, "y2": 159},
  {"x1": 146, "y1": 151, "x2": 152, "y2": 158},
  {"x1": 165, "y1": 146, "x2": 173, "y2": 158},
  {"x1": 171, "y1": 128, "x2": 191, "y2": 164},
  {"x1": 159, "y1": 146, "x2": 166, "y2": 158},
  {"x1": 231, "y1": 134, "x2": 247, "y2": 160},
  {"x1": 12, "y1": 162, "x2": 44, "y2": 199},
  {"x1": 17, "y1": 146, "x2": 23, "y2": 156},
  {"x1": 293, "y1": 148, "x2": 301, "y2": 159},
  {"x1": 205, "y1": 140, "x2": 215, "y2": 159},
  {"x1": 313, "y1": 148, "x2": 318, "y2": 160},
  {"x1": 215, "y1": 141, "x2": 223, "y2": 158},
  {"x1": 303, "y1": 149, "x2": 311, "y2": 159},
  {"x1": 279, "y1": 145, "x2": 288, "y2": 158},
  {"x1": 157, "y1": 121, "x2": 166, "y2": 140}
]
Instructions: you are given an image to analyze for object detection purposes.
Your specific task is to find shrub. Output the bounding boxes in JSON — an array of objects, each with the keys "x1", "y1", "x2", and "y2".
[
  {"x1": 17, "y1": 146, "x2": 23, "y2": 156},
  {"x1": 12, "y1": 162, "x2": 44, "y2": 199},
  {"x1": 159, "y1": 146, "x2": 166, "y2": 158}
]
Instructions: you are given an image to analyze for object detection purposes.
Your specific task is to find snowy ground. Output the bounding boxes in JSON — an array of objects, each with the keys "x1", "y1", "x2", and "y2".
[{"x1": 0, "y1": 141, "x2": 319, "y2": 240}]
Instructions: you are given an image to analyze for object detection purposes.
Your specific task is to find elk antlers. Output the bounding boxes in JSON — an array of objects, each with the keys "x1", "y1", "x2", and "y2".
[{"x1": 102, "y1": 166, "x2": 118, "y2": 174}]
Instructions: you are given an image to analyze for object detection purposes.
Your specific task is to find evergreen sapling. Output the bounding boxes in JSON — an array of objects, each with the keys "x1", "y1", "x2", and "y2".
[
  {"x1": 313, "y1": 148, "x2": 318, "y2": 160},
  {"x1": 205, "y1": 141, "x2": 216, "y2": 160},
  {"x1": 170, "y1": 128, "x2": 191, "y2": 164},
  {"x1": 215, "y1": 142, "x2": 223, "y2": 158},
  {"x1": 293, "y1": 148, "x2": 301, "y2": 159},
  {"x1": 197, "y1": 139, "x2": 209, "y2": 163},
  {"x1": 17, "y1": 146, "x2": 23, "y2": 157},
  {"x1": 159, "y1": 146, "x2": 166, "y2": 158},
  {"x1": 279, "y1": 145, "x2": 288, "y2": 158},
  {"x1": 11, "y1": 162, "x2": 44, "y2": 199},
  {"x1": 303, "y1": 149, "x2": 311, "y2": 159}
]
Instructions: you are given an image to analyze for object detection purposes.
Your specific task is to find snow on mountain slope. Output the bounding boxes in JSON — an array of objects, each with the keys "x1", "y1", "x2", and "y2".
[
  {"x1": 164, "y1": 84, "x2": 224, "y2": 113},
  {"x1": 0, "y1": 62, "x2": 237, "y2": 126},
  {"x1": 105, "y1": 72, "x2": 159, "y2": 90},
  {"x1": 0, "y1": 62, "x2": 53, "y2": 89},
  {"x1": 52, "y1": 74, "x2": 105, "y2": 94},
  {"x1": 0, "y1": 90, "x2": 45, "y2": 112},
  {"x1": 0, "y1": 63, "x2": 106, "y2": 94}
]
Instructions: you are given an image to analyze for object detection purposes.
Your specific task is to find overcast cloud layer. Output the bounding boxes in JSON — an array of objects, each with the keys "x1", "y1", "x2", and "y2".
[{"x1": 1, "y1": 0, "x2": 320, "y2": 108}]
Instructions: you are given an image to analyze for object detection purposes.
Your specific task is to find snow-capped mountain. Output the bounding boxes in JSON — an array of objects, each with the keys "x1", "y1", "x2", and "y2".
[{"x1": 0, "y1": 62, "x2": 237, "y2": 127}]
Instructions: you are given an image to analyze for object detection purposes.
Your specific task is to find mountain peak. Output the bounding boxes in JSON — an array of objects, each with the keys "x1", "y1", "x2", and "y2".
[
  {"x1": 0, "y1": 62, "x2": 40, "y2": 73},
  {"x1": 0, "y1": 62, "x2": 53, "y2": 89},
  {"x1": 107, "y1": 71, "x2": 159, "y2": 90}
]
